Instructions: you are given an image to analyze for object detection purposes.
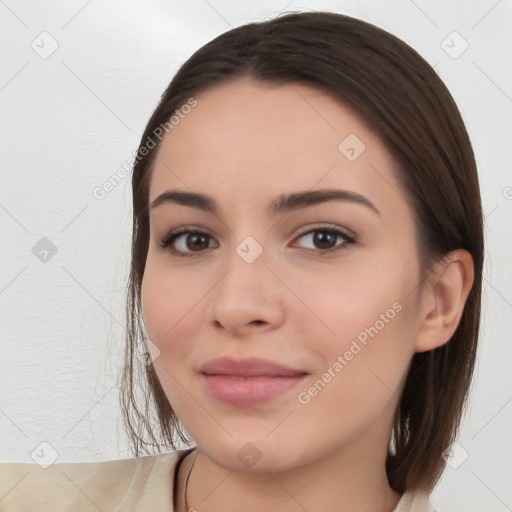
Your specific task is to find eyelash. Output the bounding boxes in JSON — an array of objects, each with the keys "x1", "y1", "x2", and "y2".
[{"x1": 159, "y1": 224, "x2": 356, "y2": 258}]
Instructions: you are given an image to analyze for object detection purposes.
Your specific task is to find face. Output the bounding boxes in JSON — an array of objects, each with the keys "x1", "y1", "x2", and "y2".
[{"x1": 141, "y1": 77, "x2": 424, "y2": 473}]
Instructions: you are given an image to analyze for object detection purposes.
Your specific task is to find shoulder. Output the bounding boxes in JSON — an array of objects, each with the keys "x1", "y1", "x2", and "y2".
[
  {"x1": 0, "y1": 447, "x2": 195, "y2": 512},
  {"x1": 393, "y1": 490, "x2": 438, "y2": 512}
]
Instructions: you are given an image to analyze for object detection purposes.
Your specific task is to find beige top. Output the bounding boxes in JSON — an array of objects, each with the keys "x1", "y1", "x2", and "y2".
[{"x1": 0, "y1": 447, "x2": 436, "y2": 511}]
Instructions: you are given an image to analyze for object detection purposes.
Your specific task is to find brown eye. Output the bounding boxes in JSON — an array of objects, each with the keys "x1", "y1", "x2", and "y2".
[
  {"x1": 183, "y1": 233, "x2": 210, "y2": 251},
  {"x1": 312, "y1": 231, "x2": 338, "y2": 250},
  {"x1": 160, "y1": 230, "x2": 217, "y2": 256},
  {"x1": 293, "y1": 226, "x2": 355, "y2": 254}
]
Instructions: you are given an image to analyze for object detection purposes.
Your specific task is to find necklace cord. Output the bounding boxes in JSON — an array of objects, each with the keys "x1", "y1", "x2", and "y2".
[{"x1": 183, "y1": 449, "x2": 197, "y2": 512}]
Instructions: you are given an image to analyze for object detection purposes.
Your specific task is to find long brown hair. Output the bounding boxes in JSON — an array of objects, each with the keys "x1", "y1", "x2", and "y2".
[{"x1": 120, "y1": 11, "x2": 483, "y2": 494}]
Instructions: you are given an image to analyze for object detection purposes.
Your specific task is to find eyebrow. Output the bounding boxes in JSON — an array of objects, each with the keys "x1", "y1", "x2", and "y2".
[{"x1": 149, "y1": 188, "x2": 380, "y2": 216}]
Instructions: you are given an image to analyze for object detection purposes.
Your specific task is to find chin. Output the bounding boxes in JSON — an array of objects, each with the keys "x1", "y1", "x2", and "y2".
[{"x1": 193, "y1": 434, "x2": 308, "y2": 474}]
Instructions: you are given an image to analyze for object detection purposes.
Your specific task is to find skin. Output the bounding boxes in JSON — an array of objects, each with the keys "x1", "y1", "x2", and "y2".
[{"x1": 141, "y1": 77, "x2": 474, "y2": 512}]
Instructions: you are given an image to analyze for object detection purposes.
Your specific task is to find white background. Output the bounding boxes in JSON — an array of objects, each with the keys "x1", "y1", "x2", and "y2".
[{"x1": 0, "y1": 1, "x2": 511, "y2": 511}]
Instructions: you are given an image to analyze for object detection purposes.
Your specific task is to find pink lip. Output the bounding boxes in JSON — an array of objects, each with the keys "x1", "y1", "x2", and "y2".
[{"x1": 199, "y1": 356, "x2": 308, "y2": 406}]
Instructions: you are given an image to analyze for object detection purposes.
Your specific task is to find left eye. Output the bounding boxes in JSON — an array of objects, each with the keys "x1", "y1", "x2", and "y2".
[{"x1": 292, "y1": 227, "x2": 355, "y2": 254}]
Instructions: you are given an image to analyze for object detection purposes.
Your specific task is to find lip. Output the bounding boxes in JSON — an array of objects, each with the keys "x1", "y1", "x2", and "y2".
[
  {"x1": 199, "y1": 356, "x2": 308, "y2": 406},
  {"x1": 199, "y1": 355, "x2": 306, "y2": 377}
]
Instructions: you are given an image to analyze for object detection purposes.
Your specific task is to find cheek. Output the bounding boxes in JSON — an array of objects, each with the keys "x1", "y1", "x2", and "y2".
[
  {"x1": 140, "y1": 256, "x2": 203, "y2": 355},
  {"x1": 292, "y1": 262, "x2": 418, "y2": 423},
  {"x1": 293, "y1": 301, "x2": 416, "y2": 452},
  {"x1": 291, "y1": 261, "x2": 411, "y2": 349},
  {"x1": 140, "y1": 264, "x2": 204, "y2": 414}
]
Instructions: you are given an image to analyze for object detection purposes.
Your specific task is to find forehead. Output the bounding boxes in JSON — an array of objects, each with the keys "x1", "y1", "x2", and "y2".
[{"x1": 148, "y1": 77, "x2": 403, "y2": 216}]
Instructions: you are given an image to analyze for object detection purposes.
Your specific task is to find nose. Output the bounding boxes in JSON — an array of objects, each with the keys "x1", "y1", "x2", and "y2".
[{"x1": 205, "y1": 241, "x2": 286, "y2": 337}]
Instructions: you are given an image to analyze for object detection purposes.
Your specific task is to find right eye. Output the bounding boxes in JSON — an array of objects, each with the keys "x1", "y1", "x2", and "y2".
[{"x1": 159, "y1": 228, "x2": 219, "y2": 257}]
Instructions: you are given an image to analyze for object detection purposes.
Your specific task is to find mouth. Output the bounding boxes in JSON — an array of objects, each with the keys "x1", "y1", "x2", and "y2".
[{"x1": 198, "y1": 355, "x2": 308, "y2": 406}]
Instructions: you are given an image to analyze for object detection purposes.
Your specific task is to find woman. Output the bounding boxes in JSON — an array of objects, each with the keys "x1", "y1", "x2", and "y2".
[{"x1": 0, "y1": 11, "x2": 482, "y2": 512}]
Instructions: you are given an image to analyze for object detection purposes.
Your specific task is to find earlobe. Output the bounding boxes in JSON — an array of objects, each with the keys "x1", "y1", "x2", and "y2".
[{"x1": 414, "y1": 249, "x2": 474, "y2": 353}]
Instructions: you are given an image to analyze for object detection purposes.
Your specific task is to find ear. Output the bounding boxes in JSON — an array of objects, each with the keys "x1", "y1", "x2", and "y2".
[{"x1": 414, "y1": 249, "x2": 474, "y2": 353}]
